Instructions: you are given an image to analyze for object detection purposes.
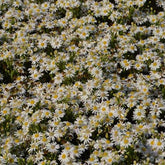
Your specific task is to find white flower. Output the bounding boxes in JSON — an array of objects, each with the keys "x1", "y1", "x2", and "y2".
[
  {"x1": 13, "y1": 0, "x2": 23, "y2": 7},
  {"x1": 55, "y1": 109, "x2": 65, "y2": 118},
  {"x1": 35, "y1": 151, "x2": 44, "y2": 162},
  {"x1": 134, "y1": 62, "x2": 143, "y2": 70},
  {"x1": 126, "y1": 0, "x2": 134, "y2": 6},
  {"x1": 27, "y1": 98, "x2": 38, "y2": 107},
  {"x1": 31, "y1": 70, "x2": 41, "y2": 81},
  {"x1": 120, "y1": 59, "x2": 131, "y2": 70},
  {"x1": 38, "y1": 39, "x2": 47, "y2": 49},
  {"x1": 128, "y1": 44, "x2": 137, "y2": 53},
  {"x1": 50, "y1": 37, "x2": 62, "y2": 49},
  {"x1": 150, "y1": 60, "x2": 161, "y2": 70},
  {"x1": 154, "y1": 139, "x2": 164, "y2": 150},
  {"x1": 158, "y1": 79, "x2": 165, "y2": 85},
  {"x1": 100, "y1": 38, "x2": 110, "y2": 48},
  {"x1": 32, "y1": 133, "x2": 42, "y2": 141},
  {"x1": 100, "y1": 104, "x2": 109, "y2": 114},
  {"x1": 79, "y1": 29, "x2": 89, "y2": 39},
  {"x1": 102, "y1": 151, "x2": 114, "y2": 165},
  {"x1": 148, "y1": 15, "x2": 157, "y2": 23},
  {"x1": 58, "y1": 151, "x2": 70, "y2": 163},
  {"x1": 120, "y1": 136, "x2": 132, "y2": 148},
  {"x1": 54, "y1": 73, "x2": 63, "y2": 84},
  {"x1": 50, "y1": 160, "x2": 58, "y2": 165},
  {"x1": 29, "y1": 142, "x2": 38, "y2": 153},
  {"x1": 1, "y1": 107, "x2": 10, "y2": 116},
  {"x1": 141, "y1": 85, "x2": 149, "y2": 94},
  {"x1": 46, "y1": 142, "x2": 60, "y2": 153},
  {"x1": 52, "y1": 93, "x2": 60, "y2": 102},
  {"x1": 41, "y1": 2, "x2": 50, "y2": 10},
  {"x1": 68, "y1": 45, "x2": 79, "y2": 52},
  {"x1": 58, "y1": 18, "x2": 68, "y2": 27},
  {"x1": 46, "y1": 21, "x2": 55, "y2": 29},
  {"x1": 91, "y1": 67, "x2": 102, "y2": 78},
  {"x1": 133, "y1": 108, "x2": 145, "y2": 120},
  {"x1": 38, "y1": 160, "x2": 48, "y2": 165},
  {"x1": 135, "y1": 0, "x2": 146, "y2": 7},
  {"x1": 6, "y1": 153, "x2": 17, "y2": 165},
  {"x1": 41, "y1": 110, "x2": 52, "y2": 118}
]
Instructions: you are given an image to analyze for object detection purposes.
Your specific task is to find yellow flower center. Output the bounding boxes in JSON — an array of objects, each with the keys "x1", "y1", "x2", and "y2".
[{"x1": 62, "y1": 154, "x2": 66, "y2": 159}]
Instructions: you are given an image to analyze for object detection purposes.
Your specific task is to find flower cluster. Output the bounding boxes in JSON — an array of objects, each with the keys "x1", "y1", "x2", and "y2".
[{"x1": 0, "y1": 0, "x2": 165, "y2": 164}]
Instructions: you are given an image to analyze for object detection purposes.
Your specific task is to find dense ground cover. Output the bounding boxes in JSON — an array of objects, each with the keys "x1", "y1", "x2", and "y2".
[{"x1": 0, "y1": 0, "x2": 165, "y2": 164}]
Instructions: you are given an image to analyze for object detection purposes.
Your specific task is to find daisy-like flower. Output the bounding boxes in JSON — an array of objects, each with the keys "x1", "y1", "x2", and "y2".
[
  {"x1": 120, "y1": 135, "x2": 132, "y2": 148},
  {"x1": 107, "y1": 107, "x2": 116, "y2": 119},
  {"x1": 38, "y1": 39, "x2": 47, "y2": 49},
  {"x1": 51, "y1": 93, "x2": 60, "y2": 102},
  {"x1": 50, "y1": 37, "x2": 62, "y2": 49},
  {"x1": 141, "y1": 85, "x2": 149, "y2": 94},
  {"x1": 27, "y1": 98, "x2": 38, "y2": 107},
  {"x1": 29, "y1": 142, "x2": 38, "y2": 153},
  {"x1": 126, "y1": 0, "x2": 134, "y2": 7},
  {"x1": 100, "y1": 37, "x2": 110, "y2": 49},
  {"x1": 148, "y1": 15, "x2": 158, "y2": 24},
  {"x1": 54, "y1": 73, "x2": 63, "y2": 84},
  {"x1": 102, "y1": 151, "x2": 115, "y2": 165},
  {"x1": 153, "y1": 28, "x2": 163, "y2": 36},
  {"x1": 149, "y1": 36, "x2": 160, "y2": 44},
  {"x1": 13, "y1": 0, "x2": 23, "y2": 7},
  {"x1": 154, "y1": 139, "x2": 164, "y2": 150},
  {"x1": 158, "y1": 43, "x2": 165, "y2": 52},
  {"x1": 58, "y1": 151, "x2": 70, "y2": 164},
  {"x1": 158, "y1": 78, "x2": 165, "y2": 85},
  {"x1": 110, "y1": 128, "x2": 122, "y2": 145},
  {"x1": 68, "y1": 45, "x2": 79, "y2": 52},
  {"x1": 41, "y1": 2, "x2": 50, "y2": 10},
  {"x1": 120, "y1": 59, "x2": 131, "y2": 70},
  {"x1": 35, "y1": 151, "x2": 44, "y2": 163},
  {"x1": 79, "y1": 133, "x2": 92, "y2": 144},
  {"x1": 38, "y1": 134, "x2": 49, "y2": 145},
  {"x1": 6, "y1": 153, "x2": 17, "y2": 165},
  {"x1": 148, "y1": 139, "x2": 157, "y2": 150},
  {"x1": 79, "y1": 29, "x2": 89, "y2": 39},
  {"x1": 46, "y1": 142, "x2": 60, "y2": 153},
  {"x1": 135, "y1": 0, "x2": 147, "y2": 7},
  {"x1": 50, "y1": 160, "x2": 58, "y2": 165},
  {"x1": 1, "y1": 107, "x2": 10, "y2": 116},
  {"x1": 38, "y1": 160, "x2": 48, "y2": 165},
  {"x1": 55, "y1": 109, "x2": 65, "y2": 118},
  {"x1": 128, "y1": 44, "x2": 137, "y2": 53},
  {"x1": 46, "y1": 21, "x2": 55, "y2": 29},
  {"x1": 22, "y1": 118, "x2": 31, "y2": 131},
  {"x1": 31, "y1": 70, "x2": 41, "y2": 81},
  {"x1": 134, "y1": 62, "x2": 143, "y2": 70},
  {"x1": 69, "y1": 146, "x2": 81, "y2": 159},
  {"x1": 41, "y1": 110, "x2": 52, "y2": 118},
  {"x1": 113, "y1": 83, "x2": 121, "y2": 90},
  {"x1": 2, "y1": 20, "x2": 11, "y2": 29},
  {"x1": 45, "y1": 127, "x2": 56, "y2": 141},
  {"x1": 150, "y1": 60, "x2": 161, "y2": 70},
  {"x1": 87, "y1": 154, "x2": 99, "y2": 164},
  {"x1": 91, "y1": 67, "x2": 102, "y2": 78},
  {"x1": 32, "y1": 133, "x2": 41, "y2": 141},
  {"x1": 133, "y1": 108, "x2": 146, "y2": 120},
  {"x1": 58, "y1": 18, "x2": 68, "y2": 27},
  {"x1": 54, "y1": 127, "x2": 64, "y2": 139},
  {"x1": 75, "y1": 115, "x2": 87, "y2": 126},
  {"x1": 136, "y1": 54, "x2": 144, "y2": 62},
  {"x1": 100, "y1": 104, "x2": 109, "y2": 114}
]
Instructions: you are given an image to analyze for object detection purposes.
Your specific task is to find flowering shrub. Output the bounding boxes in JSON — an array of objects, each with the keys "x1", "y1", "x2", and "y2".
[{"x1": 0, "y1": 0, "x2": 165, "y2": 164}]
